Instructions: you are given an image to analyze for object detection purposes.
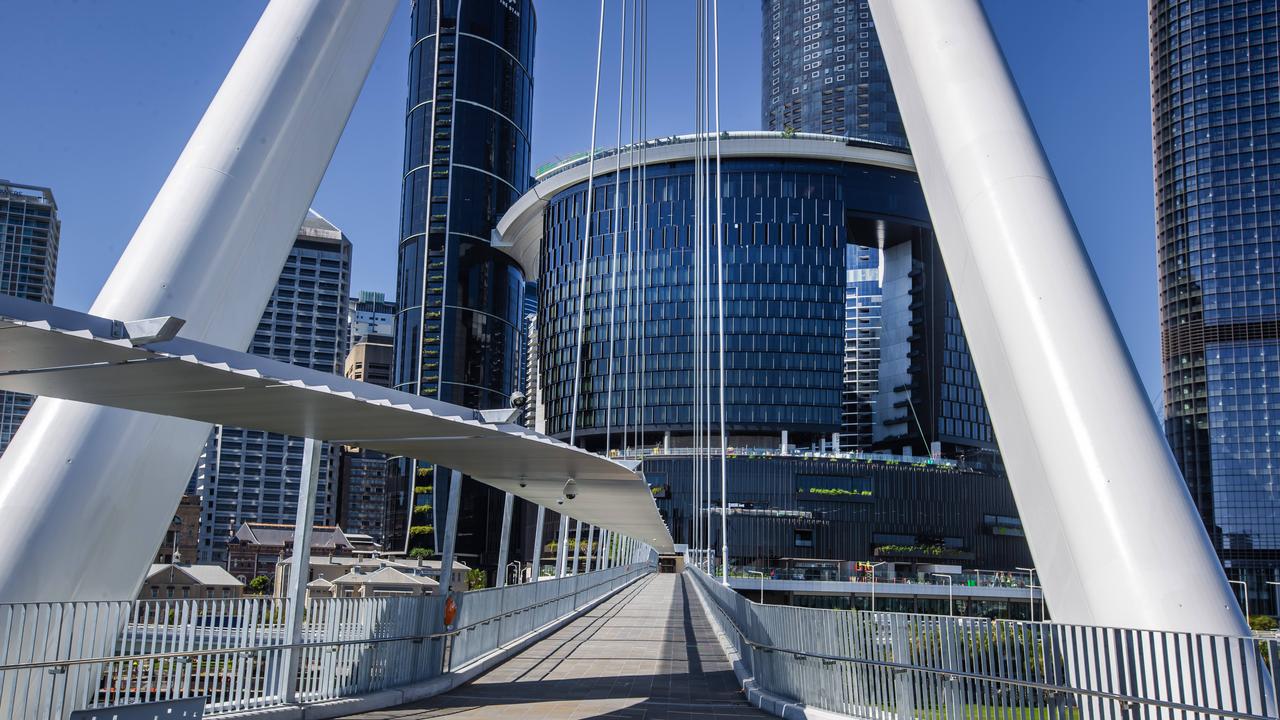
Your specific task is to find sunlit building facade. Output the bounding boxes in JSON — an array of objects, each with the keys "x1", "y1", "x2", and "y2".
[
  {"x1": 389, "y1": 0, "x2": 537, "y2": 567},
  {"x1": 1151, "y1": 0, "x2": 1280, "y2": 615}
]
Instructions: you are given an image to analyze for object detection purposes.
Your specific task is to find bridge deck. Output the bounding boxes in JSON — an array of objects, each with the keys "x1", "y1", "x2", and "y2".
[{"x1": 351, "y1": 573, "x2": 769, "y2": 719}]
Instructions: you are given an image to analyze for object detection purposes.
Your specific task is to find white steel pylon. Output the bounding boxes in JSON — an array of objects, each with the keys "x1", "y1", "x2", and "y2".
[
  {"x1": 0, "y1": 0, "x2": 397, "y2": 603},
  {"x1": 869, "y1": 0, "x2": 1245, "y2": 637}
]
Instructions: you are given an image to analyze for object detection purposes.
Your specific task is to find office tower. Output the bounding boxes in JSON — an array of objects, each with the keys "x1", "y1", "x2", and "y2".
[
  {"x1": 762, "y1": 0, "x2": 906, "y2": 148},
  {"x1": 347, "y1": 290, "x2": 395, "y2": 345},
  {"x1": 843, "y1": 245, "x2": 880, "y2": 449},
  {"x1": 761, "y1": 0, "x2": 995, "y2": 462},
  {"x1": 1151, "y1": 0, "x2": 1280, "y2": 614},
  {"x1": 503, "y1": 134, "x2": 1028, "y2": 571},
  {"x1": 195, "y1": 211, "x2": 351, "y2": 563},
  {"x1": 388, "y1": 0, "x2": 536, "y2": 566},
  {"x1": 0, "y1": 181, "x2": 59, "y2": 454},
  {"x1": 337, "y1": 334, "x2": 394, "y2": 542}
]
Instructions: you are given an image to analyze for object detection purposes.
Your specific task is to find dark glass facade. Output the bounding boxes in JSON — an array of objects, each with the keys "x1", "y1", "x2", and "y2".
[
  {"x1": 390, "y1": 0, "x2": 536, "y2": 564},
  {"x1": 537, "y1": 149, "x2": 993, "y2": 457},
  {"x1": 647, "y1": 453, "x2": 1031, "y2": 572},
  {"x1": 1151, "y1": 0, "x2": 1280, "y2": 614},
  {"x1": 762, "y1": 0, "x2": 906, "y2": 148}
]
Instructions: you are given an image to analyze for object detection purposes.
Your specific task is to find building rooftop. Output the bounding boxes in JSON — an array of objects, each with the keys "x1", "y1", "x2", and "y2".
[
  {"x1": 232, "y1": 522, "x2": 354, "y2": 549},
  {"x1": 146, "y1": 563, "x2": 243, "y2": 587}
]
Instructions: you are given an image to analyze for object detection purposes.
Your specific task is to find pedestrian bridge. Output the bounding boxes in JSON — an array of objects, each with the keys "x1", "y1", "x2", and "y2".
[{"x1": 6, "y1": 564, "x2": 1280, "y2": 720}]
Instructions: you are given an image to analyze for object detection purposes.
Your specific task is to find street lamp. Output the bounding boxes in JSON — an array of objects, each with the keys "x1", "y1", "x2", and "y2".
[
  {"x1": 748, "y1": 570, "x2": 765, "y2": 604},
  {"x1": 869, "y1": 561, "x2": 887, "y2": 613},
  {"x1": 933, "y1": 573, "x2": 954, "y2": 616},
  {"x1": 1266, "y1": 581, "x2": 1280, "y2": 625},
  {"x1": 1229, "y1": 579, "x2": 1250, "y2": 621},
  {"x1": 507, "y1": 560, "x2": 523, "y2": 585},
  {"x1": 1016, "y1": 567, "x2": 1037, "y2": 622}
]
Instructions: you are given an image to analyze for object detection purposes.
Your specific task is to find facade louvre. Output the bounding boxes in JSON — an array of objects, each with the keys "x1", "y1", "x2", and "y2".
[
  {"x1": 389, "y1": 0, "x2": 537, "y2": 570},
  {"x1": 0, "y1": 181, "x2": 59, "y2": 455},
  {"x1": 195, "y1": 211, "x2": 351, "y2": 563},
  {"x1": 1151, "y1": 0, "x2": 1280, "y2": 614}
]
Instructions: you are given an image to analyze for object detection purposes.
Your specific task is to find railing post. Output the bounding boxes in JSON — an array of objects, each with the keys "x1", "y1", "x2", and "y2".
[
  {"x1": 279, "y1": 437, "x2": 321, "y2": 704},
  {"x1": 571, "y1": 520, "x2": 583, "y2": 575},
  {"x1": 531, "y1": 504, "x2": 546, "y2": 582},
  {"x1": 495, "y1": 492, "x2": 514, "y2": 587},
  {"x1": 890, "y1": 615, "x2": 915, "y2": 720},
  {"x1": 598, "y1": 529, "x2": 608, "y2": 570},
  {"x1": 584, "y1": 525, "x2": 595, "y2": 573}
]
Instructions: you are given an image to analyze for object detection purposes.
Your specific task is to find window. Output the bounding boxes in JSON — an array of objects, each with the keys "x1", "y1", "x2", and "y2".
[{"x1": 794, "y1": 529, "x2": 815, "y2": 548}]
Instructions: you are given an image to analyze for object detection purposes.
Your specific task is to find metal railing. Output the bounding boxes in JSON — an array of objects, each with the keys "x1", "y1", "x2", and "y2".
[
  {"x1": 689, "y1": 565, "x2": 1280, "y2": 720},
  {"x1": 0, "y1": 563, "x2": 652, "y2": 720}
]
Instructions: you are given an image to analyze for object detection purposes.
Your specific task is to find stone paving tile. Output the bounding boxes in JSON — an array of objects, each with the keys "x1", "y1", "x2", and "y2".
[{"x1": 343, "y1": 574, "x2": 770, "y2": 719}]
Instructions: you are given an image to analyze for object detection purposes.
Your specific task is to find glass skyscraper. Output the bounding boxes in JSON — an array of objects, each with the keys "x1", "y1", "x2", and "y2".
[
  {"x1": 760, "y1": 0, "x2": 995, "y2": 463},
  {"x1": 390, "y1": 0, "x2": 536, "y2": 563},
  {"x1": 1151, "y1": 0, "x2": 1280, "y2": 615},
  {"x1": 504, "y1": 134, "x2": 1024, "y2": 570},
  {"x1": 195, "y1": 211, "x2": 351, "y2": 563},
  {"x1": 0, "y1": 181, "x2": 59, "y2": 455},
  {"x1": 762, "y1": 0, "x2": 906, "y2": 148}
]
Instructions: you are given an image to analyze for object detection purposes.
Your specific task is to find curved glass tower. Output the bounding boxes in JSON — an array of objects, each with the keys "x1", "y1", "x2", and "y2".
[
  {"x1": 1152, "y1": 0, "x2": 1280, "y2": 614},
  {"x1": 391, "y1": 0, "x2": 535, "y2": 556}
]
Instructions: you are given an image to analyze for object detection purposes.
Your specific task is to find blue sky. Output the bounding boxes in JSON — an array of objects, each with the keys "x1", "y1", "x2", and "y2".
[{"x1": 0, "y1": 1, "x2": 1157, "y2": 400}]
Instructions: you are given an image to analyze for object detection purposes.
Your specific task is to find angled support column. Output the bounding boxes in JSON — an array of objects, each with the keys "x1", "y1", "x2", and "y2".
[
  {"x1": 0, "y1": 0, "x2": 397, "y2": 603},
  {"x1": 554, "y1": 514, "x2": 570, "y2": 578},
  {"x1": 597, "y1": 530, "x2": 609, "y2": 571},
  {"x1": 584, "y1": 526, "x2": 595, "y2": 573},
  {"x1": 530, "y1": 505, "x2": 546, "y2": 581},
  {"x1": 495, "y1": 492, "x2": 514, "y2": 587},
  {"x1": 437, "y1": 470, "x2": 463, "y2": 595},
  {"x1": 868, "y1": 0, "x2": 1244, "y2": 635},
  {"x1": 571, "y1": 520, "x2": 583, "y2": 575},
  {"x1": 279, "y1": 438, "x2": 321, "y2": 703}
]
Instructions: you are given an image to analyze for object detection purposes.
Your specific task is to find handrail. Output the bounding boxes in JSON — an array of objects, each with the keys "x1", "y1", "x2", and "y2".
[
  {"x1": 688, "y1": 566, "x2": 1278, "y2": 720},
  {"x1": 0, "y1": 565, "x2": 650, "y2": 674}
]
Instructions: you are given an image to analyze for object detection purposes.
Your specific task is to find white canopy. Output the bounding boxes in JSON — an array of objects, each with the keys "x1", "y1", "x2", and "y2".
[{"x1": 0, "y1": 297, "x2": 673, "y2": 551}]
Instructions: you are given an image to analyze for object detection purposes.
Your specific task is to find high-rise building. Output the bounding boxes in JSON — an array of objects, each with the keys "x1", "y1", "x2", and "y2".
[
  {"x1": 500, "y1": 134, "x2": 1027, "y2": 571},
  {"x1": 337, "y1": 334, "x2": 394, "y2": 542},
  {"x1": 0, "y1": 181, "x2": 59, "y2": 454},
  {"x1": 347, "y1": 290, "x2": 395, "y2": 346},
  {"x1": 194, "y1": 210, "x2": 351, "y2": 563},
  {"x1": 761, "y1": 0, "x2": 996, "y2": 463},
  {"x1": 1151, "y1": 0, "x2": 1280, "y2": 615},
  {"x1": 388, "y1": 0, "x2": 536, "y2": 568},
  {"x1": 762, "y1": 0, "x2": 906, "y2": 148}
]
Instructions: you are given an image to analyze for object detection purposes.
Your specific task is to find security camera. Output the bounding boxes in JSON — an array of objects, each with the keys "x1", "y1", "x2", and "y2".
[
  {"x1": 562, "y1": 478, "x2": 578, "y2": 501},
  {"x1": 510, "y1": 391, "x2": 528, "y2": 409}
]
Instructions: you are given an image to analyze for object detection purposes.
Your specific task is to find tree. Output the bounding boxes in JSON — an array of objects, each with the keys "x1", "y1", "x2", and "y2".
[
  {"x1": 247, "y1": 575, "x2": 270, "y2": 595},
  {"x1": 407, "y1": 547, "x2": 431, "y2": 560},
  {"x1": 1249, "y1": 615, "x2": 1278, "y2": 632},
  {"x1": 466, "y1": 568, "x2": 486, "y2": 590}
]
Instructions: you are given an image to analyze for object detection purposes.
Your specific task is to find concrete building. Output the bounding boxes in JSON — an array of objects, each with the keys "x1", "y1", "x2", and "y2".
[
  {"x1": 347, "y1": 290, "x2": 395, "y2": 345},
  {"x1": 139, "y1": 563, "x2": 243, "y2": 600},
  {"x1": 273, "y1": 554, "x2": 469, "y2": 597},
  {"x1": 225, "y1": 522, "x2": 357, "y2": 587},
  {"x1": 154, "y1": 494, "x2": 201, "y2": 565},
  {"x1": 194, "y1": 210, "x2": 352, "y2": 563},
  {"x1": 337, "y1": 334, "x2": 395, "y2": 541},
  {"x1": 0, "y1": 181, "x2": 59, "y2": 454}
]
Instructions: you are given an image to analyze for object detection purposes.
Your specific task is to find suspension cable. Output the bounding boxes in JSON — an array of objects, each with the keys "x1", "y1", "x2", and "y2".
[
  {"x1": 568, "y1": 0, "x2": 609, "y2": 448},
  {"x1": 713, "y1": 0, "x2": 729, "y2": 586},
  {"x1": 605, "y1": 0, "x2": 628, "y2": 456}
]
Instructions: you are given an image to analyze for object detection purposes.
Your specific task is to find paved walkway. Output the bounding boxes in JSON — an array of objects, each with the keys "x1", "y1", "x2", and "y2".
[{"x1": 349, "y1": 573, "x2": 770, "y2": 719}]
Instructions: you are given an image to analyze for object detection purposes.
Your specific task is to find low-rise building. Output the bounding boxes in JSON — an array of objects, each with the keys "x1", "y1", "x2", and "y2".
[
  {"x1": 139, "y1": 564, "x2": 243, "y2": 600},
  {"x1": 154, "y1": 494, "x2": 201, "y2": 564},
  {"x1": 274, "y1": 554, "x2": 469, "y2": 595},
  {"x1": 226, "y1": 522, "x2": 356, "y2": 587}
]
